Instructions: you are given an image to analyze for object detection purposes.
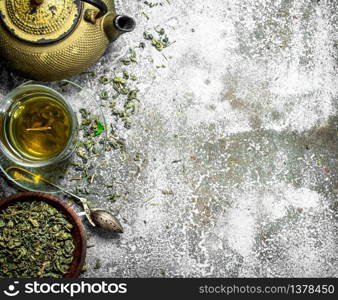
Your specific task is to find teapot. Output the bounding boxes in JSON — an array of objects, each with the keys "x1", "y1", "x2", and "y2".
[{"x1": 0, "y1": 0, "x2": 136, "y2": 81}]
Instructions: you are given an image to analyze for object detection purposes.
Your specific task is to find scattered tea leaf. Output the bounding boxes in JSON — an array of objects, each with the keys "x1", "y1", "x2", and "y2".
[{"x1": 94, "y1": 258, "x2": 102, "y2": 270}]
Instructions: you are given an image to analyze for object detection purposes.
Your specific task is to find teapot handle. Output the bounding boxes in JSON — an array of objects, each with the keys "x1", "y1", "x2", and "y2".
[{"x1": 81, "y1": 0, "x2": 108, "y2": 18}]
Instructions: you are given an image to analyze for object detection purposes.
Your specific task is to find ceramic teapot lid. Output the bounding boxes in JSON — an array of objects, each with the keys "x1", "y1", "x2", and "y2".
[{"x1": 0, "y1": 0, "x2": 82, "y2": 44}]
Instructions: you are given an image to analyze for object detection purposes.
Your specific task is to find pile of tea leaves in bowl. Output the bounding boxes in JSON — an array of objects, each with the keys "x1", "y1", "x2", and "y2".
[{"x1": 0, "y1": 201, "x2": 75, "y2": 278}]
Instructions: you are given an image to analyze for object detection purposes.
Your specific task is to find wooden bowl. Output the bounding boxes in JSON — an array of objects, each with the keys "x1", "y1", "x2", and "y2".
[{"x1": 0, "y1": 192, "x2": 86, "y2": 278}]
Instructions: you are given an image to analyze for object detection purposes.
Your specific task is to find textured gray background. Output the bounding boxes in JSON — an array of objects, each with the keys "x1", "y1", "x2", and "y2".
[{"x1": 0, "y1": 0, "x2": 338, "y2": 277}]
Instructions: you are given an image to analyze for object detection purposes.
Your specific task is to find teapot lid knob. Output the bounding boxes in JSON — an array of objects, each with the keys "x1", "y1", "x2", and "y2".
[
  {"x1": 30, "y1": 0, "x2": 44, "y2": 6},
  {"x1": 0, "y1": 0, "x2": 82, "y2": 44}
]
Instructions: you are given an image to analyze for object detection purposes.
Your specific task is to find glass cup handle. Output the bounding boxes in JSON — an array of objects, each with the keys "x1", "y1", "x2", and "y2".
[
  {"x1": 61, "y1": 80, "x2": 83, "y2": 91},
  {"x1": 16, "y1": 80, "x2": 34, "y2": 88},
  {"x1": 16, "y1": 79, "x2": 83, "y2": 90}
]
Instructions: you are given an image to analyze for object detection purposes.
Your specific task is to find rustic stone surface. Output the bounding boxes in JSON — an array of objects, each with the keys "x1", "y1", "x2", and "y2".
[{"x1": 0, "y1": 0, "x2": 337, "y2": 277}]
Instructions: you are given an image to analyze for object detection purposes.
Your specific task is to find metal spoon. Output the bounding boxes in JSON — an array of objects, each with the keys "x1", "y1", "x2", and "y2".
[{"x1": 5, "y1": 166, "x2": 123, "y2": 233}]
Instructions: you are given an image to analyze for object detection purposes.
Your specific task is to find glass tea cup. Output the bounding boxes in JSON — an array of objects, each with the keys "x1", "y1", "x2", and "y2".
[{"x1": 0, "y1": 82, "x2": 78, "y2": 168}]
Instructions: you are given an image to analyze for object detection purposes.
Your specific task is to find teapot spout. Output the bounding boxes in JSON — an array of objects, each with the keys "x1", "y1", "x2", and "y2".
[{"x1": 104, "y1": 14, "x2": 136, "y2": 42}]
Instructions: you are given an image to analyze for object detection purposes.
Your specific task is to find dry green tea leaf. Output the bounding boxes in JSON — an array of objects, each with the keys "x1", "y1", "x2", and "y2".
[{"x1": 0, "y1": 201, "x2": 75, "y2": 278}]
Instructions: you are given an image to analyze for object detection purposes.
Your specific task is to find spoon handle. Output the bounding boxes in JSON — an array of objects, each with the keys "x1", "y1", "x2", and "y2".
[
  {"x1": 28, "y1": 179, "x2": 97, "y2": 227},
  {"x1": 5, "y1": 166, "x2": 96, "y2": 227}
]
